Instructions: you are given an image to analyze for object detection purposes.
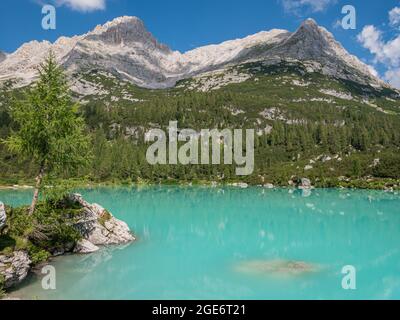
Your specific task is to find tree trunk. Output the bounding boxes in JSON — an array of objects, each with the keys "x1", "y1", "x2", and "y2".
[{"x1": 29, "y1": 163, "x2": 45, "y2": 215}]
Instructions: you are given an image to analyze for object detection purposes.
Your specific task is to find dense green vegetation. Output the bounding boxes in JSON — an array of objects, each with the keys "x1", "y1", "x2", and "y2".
[
  {"x1": 1, "y1": 61, "x2": 399, "y2": 188},
  {"x1": 0, "y1": 198, "x2": 82, "y2": 258}
]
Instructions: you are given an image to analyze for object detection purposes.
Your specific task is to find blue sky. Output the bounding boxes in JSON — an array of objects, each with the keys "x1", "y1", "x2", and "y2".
[{"x1": 1, "y1": 0, "x2": 400, "y2": 86}]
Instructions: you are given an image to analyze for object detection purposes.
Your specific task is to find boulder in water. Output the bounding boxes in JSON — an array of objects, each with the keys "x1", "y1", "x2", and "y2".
[
  {"x1": 70, "y1": 194, "x2": 135, "y2": 247},
  {"x1": 74, "y1": 239, "x2": 100, "y2": 254}
]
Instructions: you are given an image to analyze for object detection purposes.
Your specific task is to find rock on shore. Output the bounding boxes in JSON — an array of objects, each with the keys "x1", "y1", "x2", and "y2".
[
  {"x1": 0, "y1": 251, "x2": 31, "y2": 289},
  {"x1": 73, "y1": 239, "x2": 100, "y2": 254},
  {"x1": 0, "y1": 201, "x2": 6, "y2": 232},
  {"x1": 299, "y1": 178, "x2": 312, "y2": 189}
]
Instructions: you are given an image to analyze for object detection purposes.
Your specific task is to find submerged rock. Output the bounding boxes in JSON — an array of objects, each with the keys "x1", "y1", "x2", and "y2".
[
  {"x1": 70, "y1": 193, "x2": 135, "y2": 248},
  {"x1": 0, "y1": 251, "x2": 31, "y2": 289},
  {"x1": 235, "y1": 259, "x2": 319, "y2": 277}
]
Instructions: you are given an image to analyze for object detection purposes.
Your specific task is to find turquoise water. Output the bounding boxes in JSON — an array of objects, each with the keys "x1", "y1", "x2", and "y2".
[{"x1": 1, "y1": 186, "x2": 400, "y2": 300}]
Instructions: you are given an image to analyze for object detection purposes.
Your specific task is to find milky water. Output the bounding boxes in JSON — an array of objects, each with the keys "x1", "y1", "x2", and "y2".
[{"x1": 1, "y1": 186, "x2": 400, "y2": 300}]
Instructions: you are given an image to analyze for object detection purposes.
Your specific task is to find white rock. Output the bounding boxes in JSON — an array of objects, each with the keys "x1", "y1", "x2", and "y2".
[
  {"x1": 0, "y1": 201, "x2": 6, "y2": 231},
  {"x1": 320, "y1": 89, "x2": 353, "y2": 100},
  {"x1": 321, "y1": 155, "x2": 332, "y2": 163},
  {"x1": 70, "y1": 194, "x2": 136, "y2": 246},
  {"x1": 74, "y1": 239, "x2": 100, "y2": 254},
  {"x1": 0, "y1": 251, "x2": 31, "y2": 289},
  {"x1": 230, "y1": 183, "x2": 248, "y2": 188},
  {"x1": 299, "y1": 178, "x2": 312, "y2": 189},
  {"x1": 304, "y1": 165, "x2": 313, "y2": 171}
]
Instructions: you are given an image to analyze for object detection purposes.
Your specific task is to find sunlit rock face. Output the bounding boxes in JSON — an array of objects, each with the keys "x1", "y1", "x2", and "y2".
[{"x1": 70, "y1": 193, "x2": 136, "y2": 247}]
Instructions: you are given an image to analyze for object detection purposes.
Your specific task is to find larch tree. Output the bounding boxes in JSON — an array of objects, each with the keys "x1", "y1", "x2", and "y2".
[{"x1": 4, "y1": 52, "x2": 91, "y2": 215}]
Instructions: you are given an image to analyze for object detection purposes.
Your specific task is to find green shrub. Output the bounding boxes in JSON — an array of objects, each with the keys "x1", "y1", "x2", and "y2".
[
  {"x1": 373, "y1": 154, "x2": 400, "y2": 179},
  {"x1": 28, "y1": 246, "x2": 51, "y2": 265},
  {"x1": 2, "y1": 199, "x2": 83, "y2": 261},
  {"x1": 28, "y1": 203, "x2": 82, "y2": 252},
  {"x1": 0, "y1": 274, "x2": 5, "y2": 298}
]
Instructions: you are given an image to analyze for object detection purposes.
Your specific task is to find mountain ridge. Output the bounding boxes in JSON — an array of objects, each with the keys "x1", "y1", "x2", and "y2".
[{"x1": 0, "y1": 16, "x2": 389, "y2": 90}]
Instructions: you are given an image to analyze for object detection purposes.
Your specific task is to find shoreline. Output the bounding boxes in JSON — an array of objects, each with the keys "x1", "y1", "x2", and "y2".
[{"x1": 1, "y1": 177, "x2": 399, "y2": 192}]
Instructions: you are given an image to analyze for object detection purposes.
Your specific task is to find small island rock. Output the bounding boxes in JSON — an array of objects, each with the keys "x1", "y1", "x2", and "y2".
[{"x1": 70, "y1": 194, "x2": 136, "y2": 246}]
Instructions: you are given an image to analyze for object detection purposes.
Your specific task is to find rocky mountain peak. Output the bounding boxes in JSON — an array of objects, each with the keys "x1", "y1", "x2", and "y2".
[
  {"x1": 92, "y1": 16, "x2": 146, "y2": 35},
  {"x1": 85, "y1": 15, "x2": 170, "y2": 52},
  {"x1": 266, "y1": 18, "x2": 381, "y2": 85},
  {"x1": 281, "y1": 18, "x2": 331, "y2": 58},
  {"x1": 302, "y1": 18, "x2": 319, "y2": 28}
]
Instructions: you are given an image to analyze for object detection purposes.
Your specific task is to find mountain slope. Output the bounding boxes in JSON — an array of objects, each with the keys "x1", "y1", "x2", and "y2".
[
  {"x1": 0, "y1": 17, "x2": 400, "y2": 187},
  {"x1": 0, "y1": 51, "x2": 6, "y2": 64}
]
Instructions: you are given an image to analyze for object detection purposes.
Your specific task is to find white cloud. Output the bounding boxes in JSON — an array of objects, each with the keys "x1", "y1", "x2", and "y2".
[
  {"x1": 385, "y1": 68, "x2": 400, "y2": 88},
  {"x1": 55, "y1": 0, "x2": 106, "y2": 12},
  {"x1": 357, "y1": 25, "x2": 400, "y2": 66},
  {"x1": 357, "y1": 26, "x2": 384, "y2": 61},
  {"x1": 280, "y1": 0, "x2": 337, "y2": 15},
  {"x1": 358, "y1": 24, "x2": 400, "y2": 88},
  {"x1": 389, "y1": 7, "x2": 400, "y2": 27}
]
